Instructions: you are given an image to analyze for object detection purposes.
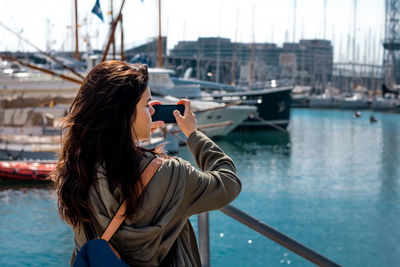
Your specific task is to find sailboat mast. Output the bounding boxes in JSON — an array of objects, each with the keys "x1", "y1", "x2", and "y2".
[
  {"x1": 323, "y1": 0, "x2": 327, "y2": 39},
  {"x1": 74, "y1": 0, "x2": 79, "y2": 60},
  {"x1": 101, "y1": 0, "x2": 126, "y2": 62},
  {"x1": 231, "y1": 8, "x2": 239, "y2": 86},
  {"x1": 0, "y1": 21, "x2": 84, "y2": 79},
  {"x1": 231, "y1": 43, "x2": 236, "y2": 86},
  {"x1": 352, "y1": 0, "x2": 357, "y2": 87},
  {"x1": 293, "y1": 0, "x2": 297, "y2": 42},
  {"x1": 158, "y1": 0, "x2": 163, "y2": 68},
  {"x1": 111, "y1": 0, "x2": 116, "y2": 59},
  {"x1": 120, "y1": 14, "x2": 125, "y2": 61},
  {"x1": 249, "y1": 5, "x2": 255, "y2": 86},
  {"x1": 0, "y1": 54, "x2": 82, "y2": 84},
  {"x1": 292, "y1": 0, "x2": 297, "y2": 86}
]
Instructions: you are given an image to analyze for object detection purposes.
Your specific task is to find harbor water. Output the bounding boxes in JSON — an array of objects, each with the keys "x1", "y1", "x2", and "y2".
[{"x1": 0, "y1": 108, "x2": 399, "y2": 266}]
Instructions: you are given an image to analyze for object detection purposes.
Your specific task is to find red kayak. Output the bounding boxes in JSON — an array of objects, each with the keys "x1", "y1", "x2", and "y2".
[{"x1": 0, "y1": 161, "x2": 57, "y2": 181}]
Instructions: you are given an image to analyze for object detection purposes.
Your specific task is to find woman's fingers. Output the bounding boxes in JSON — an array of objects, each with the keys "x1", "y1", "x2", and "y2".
[
  {"x1": 150, "y1": 100, "x2": 163, "y2": 106},
  {"x1": 152, "y1": 120, "x2": 165, "y2": 128},
  {"x1": 176, "y1": 99, "x2": 187, "y2": 105},
  {"x1": 176, "y1": 99, "x2": 192, "y2": 115},
  {"x1": 176, "y1": 99, "x2": 190, "y2": 109},
  {"x1": 150, "y1": 120, "x2": 165, "y2": 134},
  {"x1": 174, "y1": 99, "x2": 197, "y2": 138}
]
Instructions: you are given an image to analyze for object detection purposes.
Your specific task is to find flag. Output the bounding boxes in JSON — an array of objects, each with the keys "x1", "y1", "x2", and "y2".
[{"x1": 91, "y1": 0, "x2": 104, "y2": 21}]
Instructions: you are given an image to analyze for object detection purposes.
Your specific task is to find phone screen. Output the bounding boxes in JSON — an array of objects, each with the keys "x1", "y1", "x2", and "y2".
[{"x1": 152, "y1": 104, "x2": 185, "y2": 123}]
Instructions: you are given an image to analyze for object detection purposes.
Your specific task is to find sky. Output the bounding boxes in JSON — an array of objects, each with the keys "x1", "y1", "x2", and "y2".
[{"x1": 0, "y1": 0, "x2": 386, "y2": 64}]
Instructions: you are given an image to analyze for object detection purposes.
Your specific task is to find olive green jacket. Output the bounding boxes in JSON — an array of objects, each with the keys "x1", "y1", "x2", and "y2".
[{"x1": 70, "y1": 131, "x2": 241, "y2": 266}]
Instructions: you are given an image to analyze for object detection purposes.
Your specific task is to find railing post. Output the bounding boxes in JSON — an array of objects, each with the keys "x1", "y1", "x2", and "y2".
[{"x1": 198, "y1": 212, "x2": 210, "y2": 267}]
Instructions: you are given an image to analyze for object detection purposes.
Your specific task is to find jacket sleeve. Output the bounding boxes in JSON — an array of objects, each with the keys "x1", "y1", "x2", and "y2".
[{"x1": 176, "y1": 130, "x2": 242, "y2": 216}]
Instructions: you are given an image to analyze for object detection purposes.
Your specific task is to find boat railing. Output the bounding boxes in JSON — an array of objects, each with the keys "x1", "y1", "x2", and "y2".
[{"x1": 197, "y1": 205, "x2": 341, "y2": 267}]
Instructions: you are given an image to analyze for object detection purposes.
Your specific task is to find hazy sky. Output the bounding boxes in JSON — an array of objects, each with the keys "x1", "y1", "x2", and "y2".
[{"x1": 0, "y1": 0, "x2": 386, "y2": 63}]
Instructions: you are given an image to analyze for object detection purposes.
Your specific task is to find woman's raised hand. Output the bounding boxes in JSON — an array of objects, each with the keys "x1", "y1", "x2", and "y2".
[
  {"x1": 150, "y1": 100, "x2": 165, "y2": 135},
  {"x1": 174, "y1": 99, "x2": 197, "y2": 138}
]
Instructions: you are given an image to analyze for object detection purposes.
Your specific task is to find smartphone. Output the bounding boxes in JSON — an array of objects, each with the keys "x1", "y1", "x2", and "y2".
[{"x1": 152, "y1": 104, "x2": 185, "y2": 123}]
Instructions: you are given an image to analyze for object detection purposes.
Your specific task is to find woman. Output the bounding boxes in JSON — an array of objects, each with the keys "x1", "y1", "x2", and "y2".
[{"x1": 53, "y1": 61, "x2": 241, "y2": 266}]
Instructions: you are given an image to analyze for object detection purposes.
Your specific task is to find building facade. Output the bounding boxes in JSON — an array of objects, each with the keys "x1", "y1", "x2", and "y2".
[{"x1": 167, "y1": 37, "x2": 333, "y2": 87}]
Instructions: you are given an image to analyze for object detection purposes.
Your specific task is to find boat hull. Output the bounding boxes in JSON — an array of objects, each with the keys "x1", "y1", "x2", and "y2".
[
  {"x1": 372, "y1": 98, "x2": 400, "y2": 111},
  {"x1": 208, "y1": 87, "x2": 293, "y2": 130},
  {"x1": 309, "y1": 96, "x2": 340, "y2": 108},
  {"x1": 340, "y1": 98, "x2": 370, "y2": 109},
  {"x1": 0, "y1": 134, "x2": 60, "y2": 161},
  {"x1": 195, "y1": 105, "x2": 257, "y2": 137},
  {"x1": 0, "y1": 149, "x2": 58, "y2": 161}
]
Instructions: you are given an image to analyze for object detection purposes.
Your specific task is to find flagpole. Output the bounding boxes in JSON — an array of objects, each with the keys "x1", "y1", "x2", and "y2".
[
  {"x1": 101, "y1": 0, "x2": 126, "y2": 62},
  {"x1": 158, "y1": 0, "x2": 162, "y2": 68},
  {"x1": 74, "y1": 0, "x2": 79, "y2": 60},
  {"x1": 110, "y1": 0, "x2": 116, "y2": 59},
  {"x1": 120, "y1": 14, "x2": 125, "y2": 61}
]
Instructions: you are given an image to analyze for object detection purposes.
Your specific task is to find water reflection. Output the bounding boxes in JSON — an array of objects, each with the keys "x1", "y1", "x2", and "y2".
[
  {"x1": 0, "y1": 179, "x2": 53, "y2": 191},
  {"x1": 217, "y1": 129, "x2": 291, "y2": 156},
  {"x1": 379, "y1": 114, "x2": 400, "y2": 199}
]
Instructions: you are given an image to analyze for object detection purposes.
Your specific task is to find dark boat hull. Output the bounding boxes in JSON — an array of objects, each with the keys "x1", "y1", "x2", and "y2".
[{"x1": 208, "y1": 86, "x2": 293, "y2": 130}]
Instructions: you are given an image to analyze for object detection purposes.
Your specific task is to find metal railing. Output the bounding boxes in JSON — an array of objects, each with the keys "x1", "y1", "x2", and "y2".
[{"x1": 198, "y1": 205, "x2": 341, "y2": 267}]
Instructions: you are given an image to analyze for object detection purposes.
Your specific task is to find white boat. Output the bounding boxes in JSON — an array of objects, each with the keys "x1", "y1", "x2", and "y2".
[
  {"x1": 339, "y1": 93, "x2": 370, "y2": 109},
  {"x1": 194, "y1": 104, "x2": 257, "y2": 137},
  {"x1": 0, "y1": 134, "x2": 59, "y2": 160},
  {"x1": 1, "y1": 106, "x2": 68, "y2": 127},
  {"x1": 0, "y1": 71, "x2": 79, "y2": 98},
  {"x1": 371, "y1": 97, "x2": 400, "y2": 111},
  {"x1": 148, "y1": 68, "x2": 203, "y2": 98},
  {"x1": 291, "y1": 94, "x2": 310, "y2": 108},
  {"x1": 154, "y1": 96, "x2": 257, "y2": 138},
  {"x1": 309, "y1": 94, "x2": 340, "y2": 109}
]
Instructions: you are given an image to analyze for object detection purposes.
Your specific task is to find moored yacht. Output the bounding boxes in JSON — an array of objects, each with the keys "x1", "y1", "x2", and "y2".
[
  {"x1": 154, "y1": 96, "x2": 257, "y2": 138},
  {"x1": 371, "y1": 97, "x2": 400, "y2": 111},
  {"x1": 203, "y1": 86, "x2": 293, "y2": 130},
  {"x1": 339, "y1": 93, "x2": 371, "y2": 109},
  {"x1": 0, "y1": 134, "x2": 59, "y2": 161},
  {"x1": 309, "y1": 94, "x2": 341, "y2": 109},
  {"x1": 148, "y1": 68, "x2": 203, "y2": 98}
]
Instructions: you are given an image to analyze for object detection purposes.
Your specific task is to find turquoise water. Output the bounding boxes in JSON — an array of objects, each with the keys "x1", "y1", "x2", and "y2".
[{"x1": 1, "y1": 109, "x2": 399, "y2": 266}]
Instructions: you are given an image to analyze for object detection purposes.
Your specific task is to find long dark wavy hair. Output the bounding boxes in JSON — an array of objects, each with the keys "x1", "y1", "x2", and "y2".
[{"x1": 53, "y1": 61, "x2": 153, "y2": 227}]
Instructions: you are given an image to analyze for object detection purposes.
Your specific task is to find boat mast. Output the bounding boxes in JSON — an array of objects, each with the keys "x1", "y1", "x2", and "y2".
[
  {"x1": 74, "y1": 0, "x2": 79, "y2": 60},
  {"x1": 231, "y1": 8, "x2": 239, "y2": 86},
  {"x1": 158, "y1": 0, "x2": 163, "y2": 68},
  {"x1": 249, "y1": 5, "x2": 255, "y2": 87},
  {"x1": 111, "y1": 0, "x2": 116, "y2": 59},
  {"x1": 0, "y1": 21, "x2": 84, "y2": 79},
  {"x1": 323, "y1": 0, "x2": 327, "y2": 39},
  {"x1": 0, "y1": 54, "x2": 82, "y2": 84},
  {"x1": 322, "y1": 1, "x2": 328, "y2": 91},
  {"x1": 120, "y1": 14, "x2": 125, "y2": 61},
  {"x1": 352, "y1": 0, "x2": 358, "y2": 92},
  {"x1": 292, "y1": 0, "x2": 297, "y2": 87},
  {"x1": 101, "y1": 0, "x2": 126, "y2": 62}
]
